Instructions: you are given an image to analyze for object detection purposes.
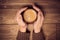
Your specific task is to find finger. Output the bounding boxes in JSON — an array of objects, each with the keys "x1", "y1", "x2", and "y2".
[
  {"x1": 38, "y1": 11, "x2": 44, "y2": 19},
  {"x1": 34, "y1": 13, "x2": 40, "y2": 25},
  {"x1": 16, "y1": 15, "x2": 22, "y2": 20},
  {"x1": 17, "y1": 7, "x2": 28, "y2": 16},
  {"x1": 38, "y1": 12, "x2": 44, "y2": 23},
  {"x1": 34, "y1": 12, "x2": 43, "y2": 24},
  {"x1": 37, "y1": 13, "x2": 40, "y2": 20},
  {"x1": 34, "y1": 13, "x2": 44, "y2": 33},
  {"x1": 32, "y1": 5, "x2": 40, "y2": 12}
]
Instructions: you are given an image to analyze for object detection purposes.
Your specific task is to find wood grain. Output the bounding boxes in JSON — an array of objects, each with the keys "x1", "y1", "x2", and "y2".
[
  {"x1": 56, "y1": 23, "x2": 60, "y2": 40},
  {"x1": 0, "y1": 2, "x2": 60, "y2": 9},
  {"x1": 0, "y1": 0, "x2": 59, "y2": 40},
  {"x1": 0, "y1": 0, "x2": 60, "y2": 24},
  {"x1": 0, "y1": 23, "x2": 56, "y2": 40},
  {"x1": 42, "y1": 24, "x2": 56, "y2": 37},
  {"x1": 0, "y1": 25, "x2": 19, "y2": 40},
  {"x1": 0, "y1": 0, "x2": 59, "y2": 3},
  {"x1": 0, "y1": 9, "x2": 60, "y2": 24}
]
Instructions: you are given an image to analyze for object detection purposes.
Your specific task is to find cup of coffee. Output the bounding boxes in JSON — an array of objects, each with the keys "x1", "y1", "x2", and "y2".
[{"x1": 23, "y1": 9, "x2": 37, "y2": 23}]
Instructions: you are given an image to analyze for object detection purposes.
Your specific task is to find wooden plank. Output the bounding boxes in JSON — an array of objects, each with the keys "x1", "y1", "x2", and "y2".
[
  {"x1": 0, "y1": 25, "x2": 16, "y2": 35},
  {"x1": 46, "y1": 33, "x2": 56, "y2": 40},
  {"x1": 56, "y1": 24, "x2": 60, "y2": 30},
  {"x1": 0, "y1": 25, "x2": 19, "y2": 40},
  {"x1": 0, "y1": 1, "x2": 59, "y2": 5},
  {"x1": 0, "y1": 9, "x2": 60, "y2": 24},
  {"x1": 0, "y1": 2, "x2": 60, "y2": 9},
  {"x1": 0, "y1": 39, "x2": 16, "y2": 40},
  {"x1": 0, "y1": 9, "x2": 60, "y2": 14},
  {"x1": 42, "y1": 23, "x2": 56, "y2": 37},
  {"x1": 56, "y1": 23, "x2": 60, "y2": 40},
  {"x1": 0, "y1": 24, "x2": 56, "y2": 39},
  {"x1": 0, "y1": 0, "x2": 59, "y2": 3}
]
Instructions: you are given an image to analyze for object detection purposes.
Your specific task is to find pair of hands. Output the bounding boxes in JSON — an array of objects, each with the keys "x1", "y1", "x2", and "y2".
[{"x1": 16, "y1": 5, "x2": 44, "y2": 33}]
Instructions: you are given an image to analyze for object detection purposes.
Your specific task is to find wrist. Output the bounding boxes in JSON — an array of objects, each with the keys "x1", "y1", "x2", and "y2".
[
  {"x1": 19, "y1": 26, "x2": 26, "y2": 32},
  {"x1": 34, "y1": 29, "x2": 40, "y2": 33},
  {"x1": 20, "y1": 28, "x2": 26, "y2": 32}
]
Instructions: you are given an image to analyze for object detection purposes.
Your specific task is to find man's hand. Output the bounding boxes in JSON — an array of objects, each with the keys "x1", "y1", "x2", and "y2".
[{"x1": 16, "y1": 7, "x2": 27, "y2": 32}]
